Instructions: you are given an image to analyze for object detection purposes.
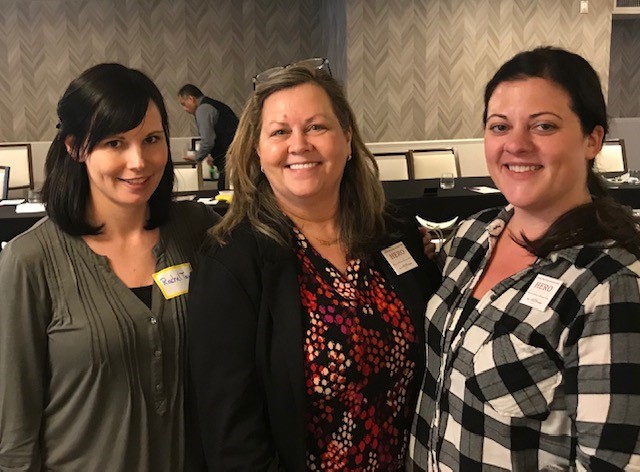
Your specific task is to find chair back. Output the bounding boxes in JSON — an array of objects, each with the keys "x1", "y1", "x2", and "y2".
[
  {"x1": 372, "y1": 151, "x2": 410, "y2": 181},
  {"x1": 0, "y1": 144, "x2": 33, "y2": 190},
  {"x1": 0, "y1": 166, "x2": 9, "y2": 199},
  {"x1": 173, "y1": 161, "x2": 203, "y2": 192},
  {"x1": 409, "y1": 148, "x2": 459, "y2": 179},
  {"x1": 594, "y1": 139, "x2": 627, "y2": 173}
]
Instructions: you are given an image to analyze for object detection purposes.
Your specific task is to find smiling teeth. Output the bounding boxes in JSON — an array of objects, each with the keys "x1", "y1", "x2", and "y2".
[
  {"x1": 508, "y1": 165, "x2": 541, "y2": 173},
  {"x1": 288, "y1": 163, "x2": 318, "y2": 169},
  {"x1": 122, "y1": 177, "x2": 147, "y2": 183}
]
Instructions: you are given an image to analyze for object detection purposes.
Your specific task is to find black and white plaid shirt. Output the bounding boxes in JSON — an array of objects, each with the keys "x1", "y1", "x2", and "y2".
[{"x1": 408, "y1": 206, "x2": 640, "y2": 471}]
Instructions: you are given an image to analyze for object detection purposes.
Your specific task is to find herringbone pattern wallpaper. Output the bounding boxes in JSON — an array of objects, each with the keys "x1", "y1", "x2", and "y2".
[
  {"x1": 609, "y1": 19, "x2": 640, "y2": 117},
  {"x1": 346, "y1": 0, "x2": 614, "y2": 141},
  {"x1": 0, "y1": 0, "x2": 630, "y2": 143},
  {"x1": 0, "y1": 0, "x2": 324, "y2": 141}
]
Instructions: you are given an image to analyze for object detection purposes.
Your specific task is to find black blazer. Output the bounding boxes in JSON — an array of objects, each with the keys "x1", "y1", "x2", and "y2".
[{"x1": 186, "y1": 219, "x2": 439, "y2": 471}]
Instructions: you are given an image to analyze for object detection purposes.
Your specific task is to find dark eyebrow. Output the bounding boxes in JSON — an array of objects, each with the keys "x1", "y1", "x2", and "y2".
[
  {"x1": 530, "y1": 111, "x2": 563, "y2": 120},
  {"x1": 486, "y1": 113, "x2": 507, "y2": 121},
  {"x1": 486, "y1": 112, "x2": 563, "y2": 121}
]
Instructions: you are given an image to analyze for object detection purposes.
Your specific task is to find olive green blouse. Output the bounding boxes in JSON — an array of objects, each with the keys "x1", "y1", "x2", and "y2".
[{"x1": 0, "y1": 201, "x2": 218, "y2": 471}]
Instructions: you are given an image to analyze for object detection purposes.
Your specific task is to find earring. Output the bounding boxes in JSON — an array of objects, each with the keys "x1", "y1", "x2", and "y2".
[{"x1": 347, "y1": 154, "x2": 352, "y2": 161}]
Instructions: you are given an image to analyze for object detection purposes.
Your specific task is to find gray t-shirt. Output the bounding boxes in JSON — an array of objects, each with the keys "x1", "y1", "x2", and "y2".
[{"x1": 0, "y1": 201, "x2": 219, "y2": 471}]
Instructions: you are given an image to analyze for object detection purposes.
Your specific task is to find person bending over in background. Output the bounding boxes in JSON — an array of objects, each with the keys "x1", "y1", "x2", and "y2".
[
  {"x1": 0, "y1": 63, "x2": 219, "y2": 471},
  {"x1": 409, "y1": 46, "x2": 640, "y2": 471},
  {"x1": 178, "y1": 84, "x2": 239, "y2": 190},
  {"x1": 187, "y1": 59, "x2": 440, "y2": 471}
]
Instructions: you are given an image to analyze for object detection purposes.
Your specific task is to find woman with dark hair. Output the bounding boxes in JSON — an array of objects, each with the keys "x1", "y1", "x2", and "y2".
[
  {"x1": 0, "y1": 63, "x2": 219, "y2": 471},
  {"x1": 409, "y1": 46, "x2": 640, "y2": 470},
  {"x1": 187, "y1": 59, "x2": 439, "y2": 470}
]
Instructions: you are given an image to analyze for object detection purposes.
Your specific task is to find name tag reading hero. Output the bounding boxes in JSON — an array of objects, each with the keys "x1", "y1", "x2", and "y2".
[
  {"x1": 382, "y1": 242, "x2": 418, "y2": 275},
  {"x1": 521, "y1": 274, "x2": 563, "y2": 311},
  {"x1": 153, "y1": 263, "x2": 192, "y2": 300}
]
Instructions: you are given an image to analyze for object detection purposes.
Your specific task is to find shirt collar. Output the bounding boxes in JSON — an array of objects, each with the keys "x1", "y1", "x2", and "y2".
[{"x1": 483, "y1": 204, "x2": 615, "y2": 265}]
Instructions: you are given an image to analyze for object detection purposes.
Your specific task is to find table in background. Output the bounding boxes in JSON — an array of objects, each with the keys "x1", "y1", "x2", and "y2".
[
  {"x1": 3, "y1": 177, "x2": 640, "y2": 247},
  {"x1": 383, "y1": 177, "x2": 507, "y2": 222},
  {"x1": 384, "y1": 176, "x2": 640, "y2": 222}
]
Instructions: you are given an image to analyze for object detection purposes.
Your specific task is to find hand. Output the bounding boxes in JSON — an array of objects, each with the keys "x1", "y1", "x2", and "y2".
[
  {"x1": 420, "y1": 226, "x2": 438, "y2": 260},
  {"x1": 183, "y1": 153, "x2": 196, "y2": 162},
  {"x1": 205, "y1": 155, "x2": 214, "y2": 167}
]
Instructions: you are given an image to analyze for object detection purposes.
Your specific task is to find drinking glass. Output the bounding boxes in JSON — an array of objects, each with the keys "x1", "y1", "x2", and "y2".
[{"x1": 440, "y1": 172, "x2": 455, "y2": 189}]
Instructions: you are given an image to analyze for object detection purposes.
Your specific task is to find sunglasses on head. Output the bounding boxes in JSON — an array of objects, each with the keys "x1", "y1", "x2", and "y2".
[{"x1": 252, "y1": 57, "x2": 331, "y2": 89}]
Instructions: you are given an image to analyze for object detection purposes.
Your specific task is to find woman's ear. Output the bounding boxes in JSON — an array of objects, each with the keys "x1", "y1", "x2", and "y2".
[
  {"x1": 585, "y1": 125, "x2": 605, "y2": 161},
  {"x1": 64, "y1": 135, "x2": 86, "y2": 162},
  {"x1": 64, "y1": 136, "x2": 75, "y2": 157}
]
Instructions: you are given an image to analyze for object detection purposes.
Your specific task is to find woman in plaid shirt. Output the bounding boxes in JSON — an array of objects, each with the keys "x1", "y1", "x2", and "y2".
[{"x1": 409, "y1": 47, "x2": 640, "y2": 471}]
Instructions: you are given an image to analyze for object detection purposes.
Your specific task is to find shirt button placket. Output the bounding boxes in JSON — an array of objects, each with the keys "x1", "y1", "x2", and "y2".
[{"x1": 149, "y1": 316, "x2": 165, "y2": 413}]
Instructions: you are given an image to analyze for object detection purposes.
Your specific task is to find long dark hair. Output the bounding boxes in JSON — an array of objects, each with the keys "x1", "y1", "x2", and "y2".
[
  {"x1": 483, "y1": 46, "x2": 640, "y2": 257},
  {"x1": 41, "y1": 63, "x2": 174, "y2": 236}
]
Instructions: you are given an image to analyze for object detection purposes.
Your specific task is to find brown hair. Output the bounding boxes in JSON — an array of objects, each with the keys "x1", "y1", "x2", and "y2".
[{"x1": 212, "y1": 65, "x2": 389, "y2": 258}]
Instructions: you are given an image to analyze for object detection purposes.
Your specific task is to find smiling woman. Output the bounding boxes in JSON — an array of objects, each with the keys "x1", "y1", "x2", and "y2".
[
  {"x1": 484, "y1": 77, "x2": 601, "y2": 224},
  {"x1": 0, "y1": 63, "x2": 220, "y2": 471},
  {"x1": 186, "y1": 62, "x2": 440, "y2": 470},
  {"x1": 409, "y1": 46, "x2": 640, "y2": 471},
  {"x1": 77, "y1": 103, "x2": 168, "y2": 229}
]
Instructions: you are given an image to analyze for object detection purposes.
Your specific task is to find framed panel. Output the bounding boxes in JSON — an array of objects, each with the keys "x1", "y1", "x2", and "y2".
[
  {"x1": 173, "y1": 161, "x2": 203, "y2": 192},
  {"x1": 0, "y1": 166, "x2": 9, "y2": 199},
  {"x1": 191, "y1": 137, "x2": 202, "y2": 152},
  {"x1": 409, "y1": 148, "x2": 460, "y2": 180},
  {"x1": 594, "y1": 139, "x2": 627, "y2": 173},
  {"x1": 372, "y1": 151, "x2": 410, "y2": 181},
  {"x1": 0, "y1": 143, "x2": 33, "y2": 190}
]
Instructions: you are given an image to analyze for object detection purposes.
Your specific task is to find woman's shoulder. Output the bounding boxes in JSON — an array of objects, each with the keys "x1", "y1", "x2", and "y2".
[
  {"x1": 202, "y1": 219, "x2": 279, "y2": 266},
  {"x1": 3, "y1": 217, "x2": 62, "y2": 258},
  {"x1": 562, "y1": 243, "x2": 640, "y2": 282},
  {"x1": 193, "y1": 220, "x2": 291, "y2": 295},
  {"x1": 0, "y1": 217, "x2": 69, "y2": 275},
  {"x1": 160, "y1": 201, "x2": 220, "y2": 249},
  {"x1": 169, "y1": 200, "x2": 221, "y2": 227}
]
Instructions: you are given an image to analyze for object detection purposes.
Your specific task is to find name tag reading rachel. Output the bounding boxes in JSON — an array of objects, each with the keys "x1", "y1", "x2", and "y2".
[
  {"x1": 521, "y1": 274, "x2": 563, "y2": 311},
  {"x1": 382, "y1": 242, "x2": 418, "y2": 275},
  {"x1": 153, "y1": 263, "x2": 192, "y2": 300}
]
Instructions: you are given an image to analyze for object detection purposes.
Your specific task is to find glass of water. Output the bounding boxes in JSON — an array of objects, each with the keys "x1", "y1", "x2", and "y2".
[{"x1": 440, "y1": 172, "x2": 455, "y2": 189}]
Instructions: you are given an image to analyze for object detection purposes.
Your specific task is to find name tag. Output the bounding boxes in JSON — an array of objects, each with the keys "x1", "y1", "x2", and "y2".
[
  {"x1": 382, "y1": 242, "x2": 418, "y2": 275},
  {"x1": 521, "y1": 274, "x2": 563, "y2": 311},
  {"x1": 153, "y1": 263, "x2": 192, "y2": 300}
]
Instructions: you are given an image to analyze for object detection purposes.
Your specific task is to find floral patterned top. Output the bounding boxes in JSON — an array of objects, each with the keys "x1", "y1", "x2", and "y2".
[{"x1": 293, "y1": 228, "x2": 420, "y2": 471}]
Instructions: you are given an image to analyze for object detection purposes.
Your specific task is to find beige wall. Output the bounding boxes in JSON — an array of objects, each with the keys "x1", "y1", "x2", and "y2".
[
  {"x1": 0, "y1": 0, "x2": 325, "y2": 142},
  {"x1": 345, "y1": 0, "x2": 614, "y2": 141},
  {"x1": 0, "y1": 0, "x2": 621, "y2": 146}
]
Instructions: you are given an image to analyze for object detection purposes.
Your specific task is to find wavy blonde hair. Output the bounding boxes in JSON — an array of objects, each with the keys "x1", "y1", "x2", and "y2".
[{"x1": 212, "y1": 66, "x2": 388, "y2": 258}]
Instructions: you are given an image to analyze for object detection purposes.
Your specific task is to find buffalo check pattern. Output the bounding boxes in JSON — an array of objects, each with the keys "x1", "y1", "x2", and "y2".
[{"x1": 408, "y1": 205, "x2": 640, "y2": 471}]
